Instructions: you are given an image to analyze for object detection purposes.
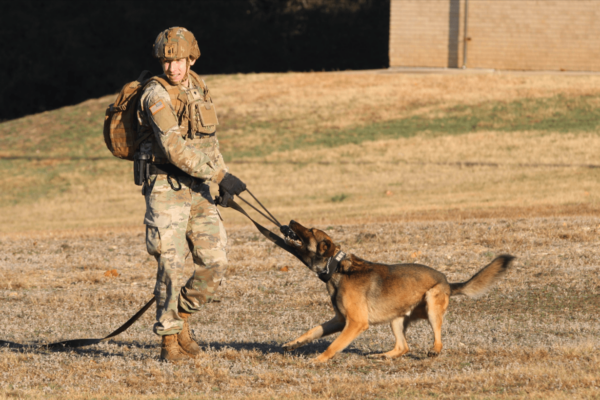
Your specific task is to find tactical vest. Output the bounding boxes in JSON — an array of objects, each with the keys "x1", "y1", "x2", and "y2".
[{"x1": 144, "y1": 71, "x2": 219, "y2": 163}]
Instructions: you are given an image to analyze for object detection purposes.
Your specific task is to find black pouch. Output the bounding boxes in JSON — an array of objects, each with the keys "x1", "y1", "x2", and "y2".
[{"x1": 134, "y1": 153, "x2": 151, "y2": 186}]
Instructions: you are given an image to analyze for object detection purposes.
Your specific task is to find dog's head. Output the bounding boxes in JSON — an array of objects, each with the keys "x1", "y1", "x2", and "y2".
[{"x1": 284, "y1": 220, "x2": 339, "y2": 274}]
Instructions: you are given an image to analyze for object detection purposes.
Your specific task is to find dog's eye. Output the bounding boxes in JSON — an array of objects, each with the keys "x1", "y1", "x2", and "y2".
[{"x1": 318, "y1": 241, "x2": 329, "y2": 253}]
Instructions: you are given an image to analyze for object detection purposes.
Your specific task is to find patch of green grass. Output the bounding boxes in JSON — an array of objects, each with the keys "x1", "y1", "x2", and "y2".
[
  {"x1": 220, "y1": 94, "x2": 600, "y2": 160},
  {"x1": 3, "y1": 92, "x2": 599, "y2": 162},
  {"x1": 0, "y1": 104, "x2": 107, "y2": 158},
  {"x1": 0, "y1": 157, "x2": 126, "y2": 206},
  {"x1": 331, "y1": 193, "x2": 349, "y2": 202},
  {"x1": 2, "y1": 92, "x2": 599, "y2": 206}
]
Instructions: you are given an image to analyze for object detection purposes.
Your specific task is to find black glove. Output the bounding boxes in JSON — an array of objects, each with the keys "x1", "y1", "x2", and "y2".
[
  {"x1": 219, "y1": 173, "x2": 246, "y2": 196},
  {"x1": 216, "y1": 187, "x2": 234, "y2": 207}
]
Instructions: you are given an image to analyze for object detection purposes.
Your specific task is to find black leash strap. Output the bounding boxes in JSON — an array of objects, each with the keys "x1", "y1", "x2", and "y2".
[
  {"x1": 224, "y1": 197, "x2": 308, "y2": 267},
  {"x1": 245, "y1": 189, "x2": 282, "y2": 227},
  {"x1": 0, "y1": 297, "x2": 156, "y2": 350},
  {"x1": 236, "y1": 194, "x2": 280, "y2": 227}
]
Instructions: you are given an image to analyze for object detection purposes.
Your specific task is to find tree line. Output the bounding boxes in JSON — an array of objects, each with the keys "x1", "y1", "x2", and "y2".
[{"x1": 1, "y1": 0, "x2": 389, "y2": 121}]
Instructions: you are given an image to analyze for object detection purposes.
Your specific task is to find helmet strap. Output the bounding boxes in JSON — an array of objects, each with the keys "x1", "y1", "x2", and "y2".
[{"x1": 180, "y1": 58, "x2": 191, "y2": 87}]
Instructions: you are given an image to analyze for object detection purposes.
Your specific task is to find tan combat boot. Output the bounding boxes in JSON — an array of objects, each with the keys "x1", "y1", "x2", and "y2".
[
  {"x1": 177, "y1": 311, "x2": 201, "y2": 357},
  {"x1": 160, "y1": 334, "x2": 189, "y2": 362}
]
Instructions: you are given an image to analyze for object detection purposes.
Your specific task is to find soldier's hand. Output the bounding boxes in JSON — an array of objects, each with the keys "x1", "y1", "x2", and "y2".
[
  {"x1": 219, "y1": 173, "x2": 246, "y2": 196},
  {"x1": 216, "y1": 188, "x2": 234, "y2": 207}
]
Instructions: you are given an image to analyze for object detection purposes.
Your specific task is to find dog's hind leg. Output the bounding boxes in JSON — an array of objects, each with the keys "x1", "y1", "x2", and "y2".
[
  {"x1": 282, "y1": 314, "x2": 345, "y2": 352},
  {"x1": 372, "y1": 316, "x2": 409, "y2": 358},
  {"x1": 425, "y1": 284, "x2": 450, "y2": 357}
]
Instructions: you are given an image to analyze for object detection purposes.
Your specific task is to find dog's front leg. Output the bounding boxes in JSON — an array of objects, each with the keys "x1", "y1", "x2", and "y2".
[
  {"x1": 283, "y1": 314, "x2": 345, "y2": 351},
  {"x1": 314, "y1": 311, "x2": 369, "y2": 363}
]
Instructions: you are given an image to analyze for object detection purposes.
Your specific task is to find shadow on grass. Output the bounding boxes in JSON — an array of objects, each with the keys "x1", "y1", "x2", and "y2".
[
  {"x1": 201, "y1": 340, "x2": 425, "y2": 360},
  {"x1": 1, "y1": 338, "x2": 427, "y2": 360},
  {"x1": 0, "y1": 338, "x2": 154, "y2": 354}
]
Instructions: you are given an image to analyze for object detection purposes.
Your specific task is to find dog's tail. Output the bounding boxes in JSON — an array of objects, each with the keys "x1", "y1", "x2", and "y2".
[{"x1": 450, "y1": 255, "x2": 514, "y2": 298}]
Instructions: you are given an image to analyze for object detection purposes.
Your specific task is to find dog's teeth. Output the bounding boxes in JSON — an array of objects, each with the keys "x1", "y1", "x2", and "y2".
[{"x1": 285, "y1": 238, "x2": 302, "y2": 247}]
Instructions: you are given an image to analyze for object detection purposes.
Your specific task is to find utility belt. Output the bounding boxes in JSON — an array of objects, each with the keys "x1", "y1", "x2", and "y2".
[
  {"x1": 134, "y1": 154, "x2": 197, "y2": 194},
  {"x1": 134, "y1": 130, "x2": 215, "y2": 192},
  {"x1": 149, "y1": 163, "x2": 188, "y2": 177},
  {"x1": 134, "y1": 158, "x2": 193, "y2": 183}
]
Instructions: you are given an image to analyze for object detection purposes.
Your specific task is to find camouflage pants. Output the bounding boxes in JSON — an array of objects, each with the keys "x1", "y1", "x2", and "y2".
[{"x1": 144, "y1": 174, "x2": 227, "y2": 336}]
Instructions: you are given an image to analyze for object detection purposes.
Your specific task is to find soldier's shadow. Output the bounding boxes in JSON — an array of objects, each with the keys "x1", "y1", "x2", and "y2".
[{"x1": 0, "y1": 339, "x2": 155, "y2": 358}]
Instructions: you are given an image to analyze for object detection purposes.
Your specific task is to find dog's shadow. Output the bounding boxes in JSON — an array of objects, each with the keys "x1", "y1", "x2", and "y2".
[
  {"x1": 198, "y1": 340, "x2": 425, "y2": 360},
  {"x1": 201, "y1": 340, "x2": 337, "y2": 356},
  {"x1": 0, "y1": 339, "x2": 424, "y2": 360}
]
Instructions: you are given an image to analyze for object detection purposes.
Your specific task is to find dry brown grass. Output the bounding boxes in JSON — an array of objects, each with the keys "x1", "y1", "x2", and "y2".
[
  {"x1": 1, "y1": 129, "x2": 600, "y2": 233},
  {"x1": 1, "y1": 217, "x2": 599, "y2": 399}
]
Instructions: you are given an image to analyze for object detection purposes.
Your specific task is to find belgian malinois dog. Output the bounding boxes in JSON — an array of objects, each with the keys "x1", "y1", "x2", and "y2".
[{"x1": 282, "y1": 221, "x2": 514, "y2": 363}]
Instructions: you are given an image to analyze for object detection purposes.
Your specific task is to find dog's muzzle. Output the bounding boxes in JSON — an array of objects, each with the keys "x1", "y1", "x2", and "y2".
[{"x1": 280, "y1": 223, "x2": 299, "y2": 242}]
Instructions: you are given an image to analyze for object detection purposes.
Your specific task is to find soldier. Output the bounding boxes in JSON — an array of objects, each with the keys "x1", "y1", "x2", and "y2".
[{"x1": 136, "y1": 27, "x2": 246, "y2": 361}]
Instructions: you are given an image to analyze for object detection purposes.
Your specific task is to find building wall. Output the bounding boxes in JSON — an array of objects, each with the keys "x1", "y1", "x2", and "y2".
[
  {"x1": 389, "y1": 0, "x2": 465, "y2": 68},
  {"x1": 389, "y1": 0, "x2": 600, "y2": 71}
]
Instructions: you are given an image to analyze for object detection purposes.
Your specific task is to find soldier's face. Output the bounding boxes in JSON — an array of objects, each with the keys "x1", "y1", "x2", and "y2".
[{"x1": 162, "y1": 58, "x2": 196, "y2": 84}]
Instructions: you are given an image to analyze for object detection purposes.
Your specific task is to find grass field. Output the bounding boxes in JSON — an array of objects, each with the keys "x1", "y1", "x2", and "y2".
[{"x1": 1, "y1": 70, "x2": 599, "y2": 399}]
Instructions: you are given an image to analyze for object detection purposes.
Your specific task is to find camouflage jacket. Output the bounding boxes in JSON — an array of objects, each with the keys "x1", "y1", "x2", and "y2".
[{"x1": 137, "y1": 72, "x2": 228, "y2": 183}]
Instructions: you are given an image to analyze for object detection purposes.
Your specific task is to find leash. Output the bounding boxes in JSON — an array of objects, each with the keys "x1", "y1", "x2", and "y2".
[
  {"x1": 238, "y1": 189, "x2": 282, "y2": 227},
  {"x1": 220, "y1": 191, "x2": 308, "y2": 267},
  {"x1": 222, "y1": 189, "x2": 342, "y2": 278},
  {"x1": 230, "y1": 189, "x2": 299, "y2": 242},
  {"x1": 0, "y1": 297, "x2": 156, "y2": 350}
]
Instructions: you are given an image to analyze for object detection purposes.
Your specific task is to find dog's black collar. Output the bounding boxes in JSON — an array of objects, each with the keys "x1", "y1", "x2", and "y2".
[{"x1": 318, "y1": 250, "x2": 346, "y2": 283}]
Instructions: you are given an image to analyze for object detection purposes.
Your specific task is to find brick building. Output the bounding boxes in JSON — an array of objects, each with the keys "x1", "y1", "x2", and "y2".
[{"x1": 389, "y1": 0, "x2": 600, "y2": 71}]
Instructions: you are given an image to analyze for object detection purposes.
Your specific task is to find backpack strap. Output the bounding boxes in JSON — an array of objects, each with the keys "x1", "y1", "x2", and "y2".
[
  {"x1": 132, "y1": 75, "x2": 173, "y2": 153},
  {"x1": 149, "y1": 74, "x2": 171, "y2": 89},
  {"x1": 136, "y1": 70, "x2": 150, "y2": 83},
  {"x1": 137, "y1": 72, "x2": 207, "y2": 151}
]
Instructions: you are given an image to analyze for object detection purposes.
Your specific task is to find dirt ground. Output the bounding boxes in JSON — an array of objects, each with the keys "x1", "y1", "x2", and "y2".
[{"x1": 1, "y1": 215, "x2": 599, "y2": 399}]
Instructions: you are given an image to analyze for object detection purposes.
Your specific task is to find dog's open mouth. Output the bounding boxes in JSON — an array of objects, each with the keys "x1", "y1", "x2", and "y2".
[
  {"x1": 281, "y1": 224, "x2": 303, "y2": 248},
  {"x1": 284, "y1": 236, "x2": 303, "y2": 248}
]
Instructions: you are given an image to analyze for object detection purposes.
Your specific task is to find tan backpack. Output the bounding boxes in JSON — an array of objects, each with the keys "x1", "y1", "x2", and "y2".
[{"x1": 103, "y1": 70, "x2": 154, "y2": 160}]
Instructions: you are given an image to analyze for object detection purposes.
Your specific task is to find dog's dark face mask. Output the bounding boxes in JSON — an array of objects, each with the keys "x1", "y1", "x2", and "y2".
[{"x1": 284, "y1": 220, "x2": 338, "y2": 274}]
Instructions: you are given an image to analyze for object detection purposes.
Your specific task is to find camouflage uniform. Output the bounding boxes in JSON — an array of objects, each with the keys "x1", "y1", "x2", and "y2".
[{"x1": 137, "y1": 70, "x2": 228, "y2": 336}]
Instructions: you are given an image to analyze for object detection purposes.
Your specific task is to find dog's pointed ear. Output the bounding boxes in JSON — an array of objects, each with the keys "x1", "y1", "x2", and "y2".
[{"x1": 317, "y1": 239, "x2": 336, "y2": 257}]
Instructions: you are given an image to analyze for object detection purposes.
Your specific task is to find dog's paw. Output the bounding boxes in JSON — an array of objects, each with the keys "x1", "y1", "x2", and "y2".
[
  {"x1": 311, "y1": 355, "x2": 329, "y2": 364},
  {"x1": 427, "y1": 350, "x2": 440, "y2": 358},
  {"x1": 282, "y1": 341, "x2": 302, "y2": 351}
]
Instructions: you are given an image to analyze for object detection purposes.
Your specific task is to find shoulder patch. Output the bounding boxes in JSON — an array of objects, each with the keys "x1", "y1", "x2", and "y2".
[
  {"x1": 150, "y1": 102, "x2": 178, "y2": 133},
  {"x1": 150, "y1": 100, "x2": 166, "y2": 115}
]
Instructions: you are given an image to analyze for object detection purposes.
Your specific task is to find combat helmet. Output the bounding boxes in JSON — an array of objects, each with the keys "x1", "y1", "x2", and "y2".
[{"x1": 153, "y1": 27, "x2": 201, "y2": 61}]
